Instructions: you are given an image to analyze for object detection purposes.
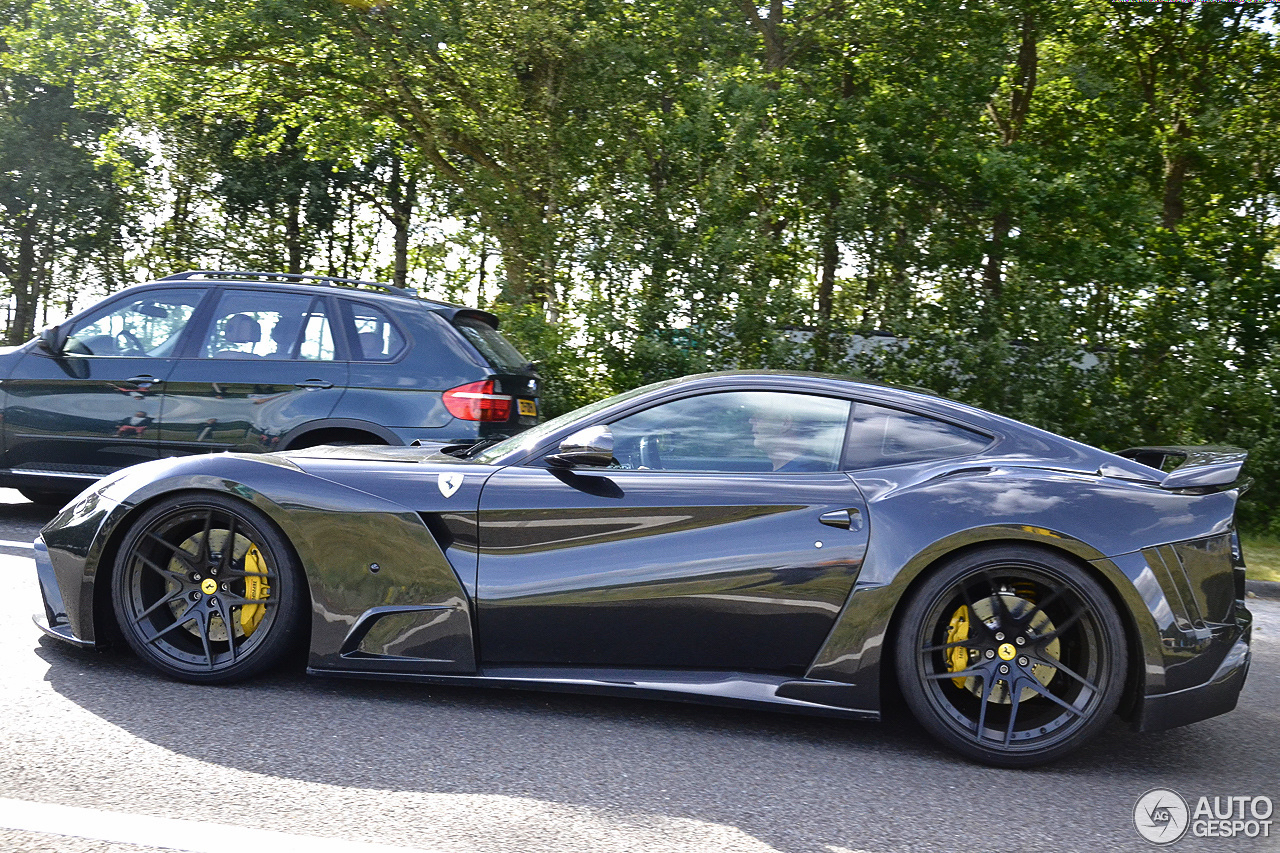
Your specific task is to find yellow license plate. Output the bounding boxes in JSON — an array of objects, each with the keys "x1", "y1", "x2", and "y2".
[{"x1": 518, "y1": 399, "x2": 538, "y2": 417}]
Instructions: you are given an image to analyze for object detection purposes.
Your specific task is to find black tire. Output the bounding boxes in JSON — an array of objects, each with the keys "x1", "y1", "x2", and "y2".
[
  {"x1": 111, "y1": 494, "x2": 306, "y2": 684},
  {"x1": 19, "y1": 488, "x2": 75, "y2": 508},
  {"x1": 895, "y1": 545, "x2": 1127, "y2": 767},
  {"x1": 289, "y1": 435, "x2": 384, "y2": 449}
]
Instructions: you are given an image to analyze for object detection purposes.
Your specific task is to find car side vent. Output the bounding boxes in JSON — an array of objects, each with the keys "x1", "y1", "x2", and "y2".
[
  {"x1": 927, "y1": 466, "x2": 994, "y2": 481},
  {"x1": 418, "y1": 512, "x2": 480, "y2": 554}
]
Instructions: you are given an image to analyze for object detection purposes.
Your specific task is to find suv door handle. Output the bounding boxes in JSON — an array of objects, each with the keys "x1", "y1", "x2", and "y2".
[
  {"x1": 295, "y1": 379, "x2": 334, "y2": 390},
  {"x1": 126, "y1": 375, "x2": 164, "y2": 386},
  {"x1": 819, "y1": 508, "x2": 863, "y2": 531}
]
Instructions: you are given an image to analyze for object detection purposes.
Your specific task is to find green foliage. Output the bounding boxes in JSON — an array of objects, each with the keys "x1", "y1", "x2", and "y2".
[
  {"x1": 0, "y1": 71, "x2": 138, "y2": 340},
  {"x1": 1242, "y1": 534, "x2": 1280, "y2": 584},
  {"x1": 486, "y1": 301, "x2": 608, "y2": 419}
]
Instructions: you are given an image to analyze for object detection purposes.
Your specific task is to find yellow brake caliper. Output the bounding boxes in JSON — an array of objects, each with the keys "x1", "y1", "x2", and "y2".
[
  {"x1": 944, "y1": 605, "x2": 970, "y2": 687},
  {"x1": 239, "y1": 544, "x2": 270, "y2": 636}
]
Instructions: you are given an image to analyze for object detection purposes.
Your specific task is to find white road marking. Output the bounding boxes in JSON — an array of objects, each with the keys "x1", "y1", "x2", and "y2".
[
  {"x1": 0, "y1": 797, "x2": 438, "y2": 853},
  {"x1": 0, "y1": 539, "x2": 32, "y2": 549}
]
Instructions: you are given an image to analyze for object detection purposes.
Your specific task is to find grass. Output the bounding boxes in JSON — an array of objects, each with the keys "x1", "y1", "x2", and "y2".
[{"x1": 1242, "y1": 534, "x2": 1280, "y2": 584}]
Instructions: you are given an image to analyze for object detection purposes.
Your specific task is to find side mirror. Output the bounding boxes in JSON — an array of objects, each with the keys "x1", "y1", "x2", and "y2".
[
  {"x1": 546, "y1": 425, "x2": 615, "y2": 468},
  {"x1": 37, "y1": 325, "x2": 66, "y2": 355}
]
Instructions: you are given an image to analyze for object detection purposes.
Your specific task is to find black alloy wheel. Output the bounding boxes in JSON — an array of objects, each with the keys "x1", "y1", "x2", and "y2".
[
  {"x1": 895, "y1": 545, "x2": 1127, "y2": 767},
  {"x1": 112, "y1": 494, "x2": 305, "y2": 683}
]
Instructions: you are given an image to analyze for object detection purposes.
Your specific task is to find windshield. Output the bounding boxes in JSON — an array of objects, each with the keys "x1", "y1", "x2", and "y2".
[{"x1": 468, "y1": 377, "x2": 687, "y2": 464}]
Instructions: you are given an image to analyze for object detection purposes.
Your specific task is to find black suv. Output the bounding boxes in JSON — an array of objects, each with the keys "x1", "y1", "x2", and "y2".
[{"x1": 0, "y1": 271, "x2": 539, "y2": 503}]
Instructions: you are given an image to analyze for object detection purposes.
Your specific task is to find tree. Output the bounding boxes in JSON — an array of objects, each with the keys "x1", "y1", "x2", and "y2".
[
  {"x1": 136, "y1": 0, "x2": 657, "y2": 310},
  {"x1": 0, "y1": 74, "x2": 133, "y2": 341}
]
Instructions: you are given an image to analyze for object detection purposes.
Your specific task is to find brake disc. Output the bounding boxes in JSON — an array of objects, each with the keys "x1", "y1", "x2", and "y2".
[{"x1": 944, "y1": 591, "x2": 1060, "y2": 704}]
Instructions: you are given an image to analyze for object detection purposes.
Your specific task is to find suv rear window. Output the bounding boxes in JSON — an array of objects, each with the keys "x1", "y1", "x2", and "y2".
[{"x1": 453, "y1": 316, "x2": 530, "y2": 373}]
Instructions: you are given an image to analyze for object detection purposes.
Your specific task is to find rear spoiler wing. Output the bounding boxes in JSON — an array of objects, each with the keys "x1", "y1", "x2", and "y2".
[{"x1": 1116, "y1": 445, "x2": 1248, "y2": 491}]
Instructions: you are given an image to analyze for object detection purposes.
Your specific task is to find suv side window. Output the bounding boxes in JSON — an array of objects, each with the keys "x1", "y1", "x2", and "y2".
[
  {"x1": 64, "y1": 289, "x2": 204, "y2": 358},
  {"x1": 608, "y1": 391, "x2": 851, "y2": 473},
  {"x1": 843, "y1": 402, "x2": 991, "y2": 469},
  {"x1": 200, "y1": 291, "x2": 336, "y2": 361},
  {"x1": 345, "y1": 301, "x2": 405, "y2": 361}
]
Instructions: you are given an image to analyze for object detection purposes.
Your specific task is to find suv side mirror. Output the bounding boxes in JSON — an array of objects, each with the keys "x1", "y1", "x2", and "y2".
[
  {"x1": 546, "y1": 425, "x2": 615, "y2": 468},
  {"x1": 37, "y1": 325, "x2": 66, "y2": 355}
]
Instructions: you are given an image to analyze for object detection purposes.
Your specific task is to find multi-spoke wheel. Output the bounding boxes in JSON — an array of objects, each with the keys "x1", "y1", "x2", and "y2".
[
  {"x1": 895, "y1": 546, "x2": 1127, "y2": 767},
  {"x1": 112, "y1": 495, "x2": 305, "y2": 683}
]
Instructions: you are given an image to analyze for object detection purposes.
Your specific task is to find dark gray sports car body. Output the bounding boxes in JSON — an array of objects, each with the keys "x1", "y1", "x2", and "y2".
[{"x1": 33, "y1": 371, "x2": 1252, "y2": 766}]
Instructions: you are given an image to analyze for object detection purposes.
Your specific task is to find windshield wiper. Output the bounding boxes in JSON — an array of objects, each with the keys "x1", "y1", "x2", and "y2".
[{"x1": 443, "y1": 435, "x2": 511, "y2": 459}]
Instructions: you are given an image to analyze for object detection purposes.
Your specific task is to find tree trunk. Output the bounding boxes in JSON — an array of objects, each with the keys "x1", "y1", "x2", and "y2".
[
  {"x1": 812, "y1": 190, "x2": 841, "y2": 366},
  {"x1": 9, "y1": 222, "x2": 38, "y2": 344},
  {"x1": 816, "y1": 191, "x2": 840, "y2": 326},
  {"x1": 981, "y1": 11, "x2": 1038, "y2": 307},
  {"x1": 172, "y1": 180, "x2": 197, "y2": 270},
  {"x1": 496, "y1": 227, "x2": 532, "y2": 304},
  {"x1": 863, "y1": 250, "x2": 880, "y2": 330},
  {"x1": 740, "y1": 0, "x2": 788, "y2": 73},
  {"x1": 983, "y1": 209, "x2": 1012, "y2": 303},
  {"x1": 343, "y1": 191, "x2": 355, "y2": 280},
  {"x1": 488, "y1": 201, "x2": 555, "y2": 309},
  {"x1": 476, "y1": 243, "x2": 489, "y2": 306},
  {"x1": 882, "y1": 223, "x2": 912, "y2": 328},
  {"x1": 386, "y1": 153, "x2": 418, "y2": 288},
  {"x1": 1161, "y1": 119, "x2": 1191, "y2": 229},
  {"x1": 285, "y1": 190, "x2": 303, "y2": 275}
]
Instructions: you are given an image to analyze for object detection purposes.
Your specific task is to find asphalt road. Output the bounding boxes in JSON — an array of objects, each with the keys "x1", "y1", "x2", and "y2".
[{"x1": 0, "y1": 489, "x2": 1276, "y2": 853}]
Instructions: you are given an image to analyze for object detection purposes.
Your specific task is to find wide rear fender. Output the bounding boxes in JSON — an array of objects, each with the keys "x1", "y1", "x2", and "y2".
[{"x1": 803, "y1": 465, "x2": 1242, "y2": 709}]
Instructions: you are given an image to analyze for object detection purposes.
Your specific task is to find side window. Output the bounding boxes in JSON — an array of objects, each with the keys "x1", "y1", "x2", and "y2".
[
  {"x1": 200, "y1": 291, "x2": 335, "y2": 361},
  {"x1": 64, "y1": 289, "x2": 204, "y2": 358},
  {"x1": 347, "y1": 302, "x2": 405, "y2": 361},
  {"x1": 298, "y1": 303, "x2": 337, "y2": 361},
  {"x1": 843, "y1": 402, "x2": 991, "y2": 469},
  {"x1": 608, "y1": 391, "x2": 851, "y2": 473}
]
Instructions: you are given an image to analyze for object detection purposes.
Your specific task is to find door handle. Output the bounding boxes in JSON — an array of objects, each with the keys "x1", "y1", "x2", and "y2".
[
  {"x1": 295, "y1": 379, "x2": 334, "y2": 390},
  {"x1": 819, "y1": 508, "x2": 863, "y2": 531},
  {"x1": 126, "y1": 375, "x2": 164, "y2": 386}
]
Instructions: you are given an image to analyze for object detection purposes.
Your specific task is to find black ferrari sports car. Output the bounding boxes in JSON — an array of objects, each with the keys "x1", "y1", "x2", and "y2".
[{"x1": 34, "y1": 371, "x2": 1252, "y2": 766}]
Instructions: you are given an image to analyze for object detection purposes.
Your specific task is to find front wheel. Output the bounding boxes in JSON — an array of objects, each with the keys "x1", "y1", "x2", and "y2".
[
  {"x1": 895, "y1": 546, "x2": 1128, "y2": 767},
  {"x1": 112, "y1": 494, "x2": 306, "y2": 683}
]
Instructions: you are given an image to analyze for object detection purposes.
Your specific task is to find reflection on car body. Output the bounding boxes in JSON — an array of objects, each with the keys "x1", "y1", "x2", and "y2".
[{"x1": 33, "y1": 370, "x2": 1252, "y2": 767}]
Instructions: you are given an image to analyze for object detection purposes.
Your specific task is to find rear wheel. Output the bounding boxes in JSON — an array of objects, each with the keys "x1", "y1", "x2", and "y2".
[
  {"x1": 112, "y1": 494, "x2": 305, "y2": 683},
  {"x1": 895, "y1": 546, "x2": 1127, "y2": 767},
  {"x1": 19, "y1": 488, "x2": 75, "y2": 507},
  {"x1": 288, "y1": 431, "x2": 385, "y2": 449}
]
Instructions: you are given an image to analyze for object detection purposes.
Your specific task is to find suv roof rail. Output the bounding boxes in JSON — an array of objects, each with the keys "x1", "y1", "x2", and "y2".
[{"x1": 160, "y1": 270, "x2": 416, "y2": 298}]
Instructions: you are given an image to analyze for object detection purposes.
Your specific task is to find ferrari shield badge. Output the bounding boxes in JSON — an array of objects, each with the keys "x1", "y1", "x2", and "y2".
[{"x1": 438, "y1": 472, "x2": 464, "y2": 498}]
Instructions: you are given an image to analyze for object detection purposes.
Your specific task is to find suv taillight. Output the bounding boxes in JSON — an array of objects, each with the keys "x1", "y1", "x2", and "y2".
[{"x1": 443, "y1": 380, "x2": 513, "y2": 422}]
